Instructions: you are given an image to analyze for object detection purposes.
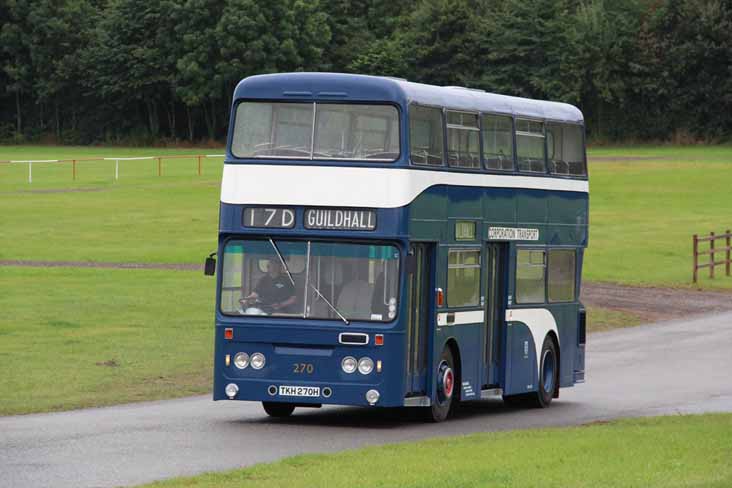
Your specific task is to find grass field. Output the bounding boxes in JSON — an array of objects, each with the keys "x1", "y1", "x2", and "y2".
[
  {"x1": 141, "y1": 414, "x2": 732, "y2": 488},
  {"x1": 1, "y1": 144, "x2": 731, "y2": 415},
  {"x1": 0, "y1": 267, "x2": 213, "y2": 416}
]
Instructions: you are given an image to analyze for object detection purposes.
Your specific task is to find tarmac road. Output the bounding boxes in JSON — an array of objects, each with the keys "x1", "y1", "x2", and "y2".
[{"x1": 2, "y1": 311, "x2": 732, "y2": 488}]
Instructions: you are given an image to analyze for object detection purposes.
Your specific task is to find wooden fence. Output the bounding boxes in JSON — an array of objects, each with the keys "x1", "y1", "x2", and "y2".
[{"x1": 693, "y1": 230, "x2": 732, "y2": 283}]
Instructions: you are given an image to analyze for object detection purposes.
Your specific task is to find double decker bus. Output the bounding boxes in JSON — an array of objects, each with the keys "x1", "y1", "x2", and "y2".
[{"x1": 208, "y1": 73, "x2": 588, "y2": 422}]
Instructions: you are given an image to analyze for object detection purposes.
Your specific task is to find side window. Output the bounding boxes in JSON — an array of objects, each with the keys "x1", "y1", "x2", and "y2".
[
  {"x1": 546, "y1": 123, "x2": 565, "y2": 175},
  {"x1": 564, "y1": 124, "x2": 586, "y2": 176},
  {"x1": 482, "y1": 114, "x2": 514, "y2": 171},
  {"x1": 515, "y1": 119, "x2": 546, "y2": 173},
  {"x1": 410, "y1": 105, "x2": 444, "y2": 166},
  {"x1": 446, "y1": 111, "x2": 480, "y2": 169},
  {"x1": 548, "y1": 249, "x2": 576, "y2": 302},
  {"x1": 447, "y1": 249, "x2": 481, "y2": 307},
  {"x1": 516, "y1": 249, "x2": 546, "y2": 304},
  {"x1": 547, "y1": 124, "x2": 586, "y2": 177}
]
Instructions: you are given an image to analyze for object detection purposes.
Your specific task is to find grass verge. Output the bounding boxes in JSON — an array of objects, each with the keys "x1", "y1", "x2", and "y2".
[
  {"x1": 142, "y1": 414, "x2": 732, "y2": 488},
  {"x1": 586, "y1": 306, "x2": 643, "y2": 333},
  {"x1": 0, "y1": 267, "x2": 214, "y2": 416}
]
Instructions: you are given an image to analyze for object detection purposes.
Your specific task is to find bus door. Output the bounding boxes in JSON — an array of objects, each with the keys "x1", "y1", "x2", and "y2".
[
  {"x1": 405, "y1": 243, "x2": 432, "y2": 395},
  {"x1": 483, "y1": 242, "x2": 507, "y2": 387}
]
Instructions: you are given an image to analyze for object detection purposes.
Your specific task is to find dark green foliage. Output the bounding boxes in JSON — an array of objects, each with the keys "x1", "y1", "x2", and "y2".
[{"x1": 0, "y1": 0, "x2": 730, "y2": 143}]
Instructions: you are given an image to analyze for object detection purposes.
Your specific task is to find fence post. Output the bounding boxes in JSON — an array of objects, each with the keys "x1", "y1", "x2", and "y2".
[
  {"x1": 726, "y1": 230, "x2": 731, "y2": 277},
  {"x1": 710, "y1": 231, "x2": 715, "y2": 279},
  {"x1": 157, "y1": 157, "x2": 162, "y2": 176},
  {"x1": 28, "y1": 161, "x2": 32, "y2": 184},
  {"x1": 693, "y1": 234, "x2": 698, "y2": 284},
  {"x1": 115, "y1": 159, "x2": 119, "y2": 181},
  {"x1": 73, "y1": 159, "x2": 77, "y2": 181},
  {"x1": 197, "y1": 155, "x2": 202, "y2": 176}
]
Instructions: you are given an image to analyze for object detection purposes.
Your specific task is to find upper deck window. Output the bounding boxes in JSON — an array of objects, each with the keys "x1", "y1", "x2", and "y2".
[
  {"x1": 409, "y1": 105, "x2": 444, "y2": 166},
  {"x1": 516, "y1": 119, "x2": 546, "y2": 173},
  {"x1": 231, "y1": 102, "x2": 399, "y2": 162},
  {"x1": 446, "y1": 111, "x2": 480, "y2": 169},
  {"x1": 547, "y1": 123, "x2": 586, "y2": 177},
  {"x1": 482, "y1": 114, "x2": 514, "y2": 171}
]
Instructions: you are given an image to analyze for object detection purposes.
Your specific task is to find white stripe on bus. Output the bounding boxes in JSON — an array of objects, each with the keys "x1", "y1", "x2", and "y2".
[
  {"x1": 506, "y1": 308, "x2": 560, "y2": 379},
  {"x1": 436, "y1": 310, "x2": 485, "y2": 326},
  {"x1": 220, "y1": 164, "x2": 588, "y2": 209}
]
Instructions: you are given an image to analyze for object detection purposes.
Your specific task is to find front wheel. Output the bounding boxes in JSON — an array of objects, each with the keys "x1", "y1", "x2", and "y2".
[
  {"x1": 426, "y1": 347, "x2": 456, "y2": 422},
  {"x1": 262, "y1": 402, "x2": 295, "y2": 418}
]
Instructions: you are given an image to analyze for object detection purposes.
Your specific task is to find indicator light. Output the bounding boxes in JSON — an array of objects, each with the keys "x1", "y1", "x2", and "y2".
[
  {"x1": 375, "y1": 334, "x2": 384, "y2": 346},
  {"x1": 224, "y1": 328, "x2": 233, "y2": 340},
  {"x1": 225, "y1": 354, "x2": 231, "y2": 367}
]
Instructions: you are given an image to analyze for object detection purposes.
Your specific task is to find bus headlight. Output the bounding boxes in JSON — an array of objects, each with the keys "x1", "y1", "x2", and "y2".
[
  {"x1": 233, "y1": 352, "x2": 249, "y2": 369},
  {"x1": 341, "y1": 356, "x2": 357, "y2": 374},
  {"x1": 250, "y1": 352, "x2": 266, "y2": 370},
  {"x1": 358, "y1": 357, "x2": 374, "y2": 375},
  {"x1": 225, "y1": 383, "x2": 239, "y2": 399}
]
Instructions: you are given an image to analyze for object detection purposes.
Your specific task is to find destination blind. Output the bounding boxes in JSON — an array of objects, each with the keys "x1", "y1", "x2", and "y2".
[{"x1": 304, "y1": 208, "x2": 376, "y2": 231}]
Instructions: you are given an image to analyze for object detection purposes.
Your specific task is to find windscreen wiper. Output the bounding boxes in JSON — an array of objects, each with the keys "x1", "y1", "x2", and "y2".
[
  {"x1": 268, "y1": 238, "x2": 295, "y2": 286},
  {"x1": 308, "y1": 283, "x2": 349, "y2": 325}
]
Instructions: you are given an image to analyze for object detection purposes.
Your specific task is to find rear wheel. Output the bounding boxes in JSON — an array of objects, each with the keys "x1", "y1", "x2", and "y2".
[
  {"x1": 503, "y1": 335, "x2": 558, "y2": 408},
  {"x1": 262, "y1": 402, "x2": 295, "y2": 418},
  {"x1": 426, "y1": 347, "x2": 456, "y2": 422},
  {"x1": 531, "y1": 335, "x2": 558, "y2": 408}
]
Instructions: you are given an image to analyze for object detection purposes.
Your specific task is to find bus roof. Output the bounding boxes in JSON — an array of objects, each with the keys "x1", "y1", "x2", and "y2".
[{"x1": 233, "y1": 72, "x2": 584, "y2": 124}]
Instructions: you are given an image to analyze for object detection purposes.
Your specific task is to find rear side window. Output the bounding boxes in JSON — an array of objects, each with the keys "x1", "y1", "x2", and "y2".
[
  {"x1": 482, "y1": 114, "x2": 514, "y2": 171},
  {"x1": 446, "y1": 111, "x2": 480, "y2": 169},
  {"x1": 410, "y1": 105, "x2": 444, "y2": 166},
  {"x1": 547, "y1": 123, "x2": 586, "y2": 177},
  {"x1": 516, "y1": 119, "x2": 546, "y2": 173},
  {"x1": 516, "y1": 249, "x2": 546, "y2": 304},
  {"x1": 548, "y1": 249, "x2": 576, "y2": 302},
  {"x1": 447, "y1": 249, "x2": 481, "y2": 307}
]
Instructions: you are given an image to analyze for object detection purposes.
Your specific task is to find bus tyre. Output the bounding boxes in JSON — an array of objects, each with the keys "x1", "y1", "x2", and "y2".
[
  {"x1": 532, "y1": 336, "x2": 558, "y2": 408},
  {"x1": 427, "y1": 348, "x2": 456, "y2": 422},
  {"x1": 262, "y1": 402, "x2": 295, "y2": 418}
]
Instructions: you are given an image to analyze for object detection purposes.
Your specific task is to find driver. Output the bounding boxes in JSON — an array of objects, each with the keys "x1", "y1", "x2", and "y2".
[{"x1": 240, "y1": 260, "x2": 297, "y2": 313}]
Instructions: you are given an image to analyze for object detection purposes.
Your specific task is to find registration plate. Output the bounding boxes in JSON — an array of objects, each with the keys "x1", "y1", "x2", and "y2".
[{"x1": 278, "y1": 385, "x2": 320, "y2": 397}]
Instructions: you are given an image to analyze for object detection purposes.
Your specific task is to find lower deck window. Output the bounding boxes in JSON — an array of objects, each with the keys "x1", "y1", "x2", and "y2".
[
  {"x1": 516, "y1": 249, "x2": 546, "y2": 304},
  {"x1": 447, "y1": 249, "x2": 481, "y2": 307},
  {"x1": 548, "y1": 249, "x2": 576, "y2": 302}
]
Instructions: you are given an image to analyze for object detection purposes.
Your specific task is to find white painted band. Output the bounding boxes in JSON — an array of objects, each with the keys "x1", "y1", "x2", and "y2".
[
  {"x1": 506, "y1": 308, "x2": 559, "y2": 378},
  {"x1": 221, "y1": 164, "x2": 589, "y2": 208},
  {"x1": 437, "y1": 310, "x2": 485, "y2": 326}
]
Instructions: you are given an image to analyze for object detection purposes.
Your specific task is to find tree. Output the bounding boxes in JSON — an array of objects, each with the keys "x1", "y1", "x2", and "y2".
[{"x1": 1, "y1": 0, "x2": 34, "y2": 136}]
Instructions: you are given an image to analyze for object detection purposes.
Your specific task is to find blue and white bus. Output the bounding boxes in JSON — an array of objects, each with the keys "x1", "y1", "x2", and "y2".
[{"x1": 208, "y1": 73, "x2": 588, "y2": 421}]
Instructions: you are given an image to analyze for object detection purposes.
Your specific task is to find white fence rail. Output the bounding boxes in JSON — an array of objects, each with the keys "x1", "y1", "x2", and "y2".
[{"x1": 1, "y1": 154, "x2": 225, "y2": 183}]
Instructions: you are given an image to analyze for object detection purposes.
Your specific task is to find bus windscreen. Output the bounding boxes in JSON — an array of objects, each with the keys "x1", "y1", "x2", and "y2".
[
  {"x1": 231, "y1": 102, "x2": 399, "y2": 161},
  {"x1": 220, "y1": 239, "x2": 400, "y2": 322}
]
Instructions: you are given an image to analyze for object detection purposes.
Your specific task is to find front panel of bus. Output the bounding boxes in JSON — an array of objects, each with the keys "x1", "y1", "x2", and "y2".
[{"x1": 213, "y1": 98, "x2": 412, "y2": 408}]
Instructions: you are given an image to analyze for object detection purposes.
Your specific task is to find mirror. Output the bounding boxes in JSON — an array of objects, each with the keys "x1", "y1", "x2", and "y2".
[{"x1": 204, "y1": 255, "x2": 216, "y2": 276}]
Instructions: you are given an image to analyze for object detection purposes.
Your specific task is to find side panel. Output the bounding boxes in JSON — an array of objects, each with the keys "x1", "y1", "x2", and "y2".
[{"x1": 504, "y1": 322, "x2": 538, "y2": 395}]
